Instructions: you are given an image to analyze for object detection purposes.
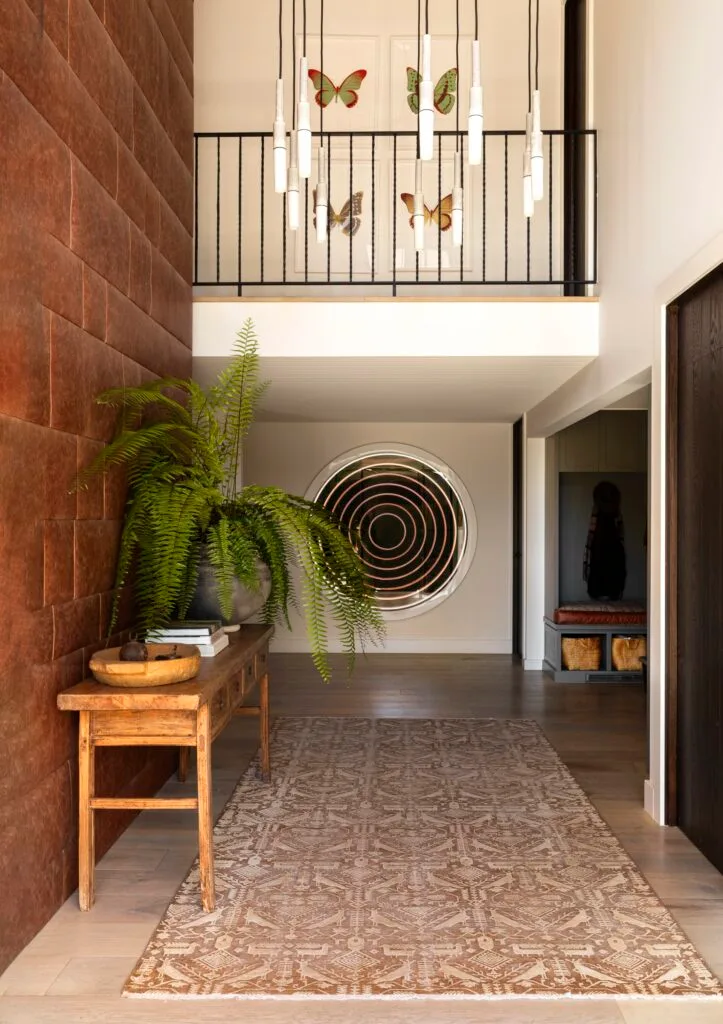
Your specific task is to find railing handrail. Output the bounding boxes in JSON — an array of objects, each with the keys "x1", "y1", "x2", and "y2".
[{"x1": 194, "y1": 128, "x2": 597, "y2": 139}]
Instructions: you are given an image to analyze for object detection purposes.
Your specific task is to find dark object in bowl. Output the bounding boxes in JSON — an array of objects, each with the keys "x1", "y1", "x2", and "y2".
[{"x1": 119, "y1": 640, "x2": 149, "y2": 662}]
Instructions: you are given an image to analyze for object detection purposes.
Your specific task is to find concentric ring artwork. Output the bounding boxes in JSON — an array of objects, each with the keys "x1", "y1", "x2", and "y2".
[{"x1": 308, "y1": 445, "x2": 476, "y2": 616}]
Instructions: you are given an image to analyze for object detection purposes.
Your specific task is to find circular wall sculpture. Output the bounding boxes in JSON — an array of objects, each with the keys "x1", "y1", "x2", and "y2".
[{"x1": 306, "y1": 444, "x2": 477, "y2": 620}]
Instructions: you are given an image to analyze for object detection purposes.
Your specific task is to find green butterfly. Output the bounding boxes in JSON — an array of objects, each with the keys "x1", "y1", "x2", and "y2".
[{"x1": 406, "y1": 67, "x2": 458, "y2": 116}]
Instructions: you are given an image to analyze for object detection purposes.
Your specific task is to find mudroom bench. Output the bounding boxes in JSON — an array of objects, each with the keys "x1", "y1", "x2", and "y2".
[{"x1": 543, "y1": 603, "x2": 647, "y2": 683}]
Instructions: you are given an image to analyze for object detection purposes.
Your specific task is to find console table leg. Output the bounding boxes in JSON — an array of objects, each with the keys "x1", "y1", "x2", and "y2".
[
  {"x1": 196, "y1": 704, "x2": 215, "y2": 912},
  {"x1": 78, "y1": 711, "x2": 95, "y2": 911},
  {"x1": 259, "y1": 673, "x2": 270, "y2": 783},
  {"x1": 177, "y1": 746, "x2": 189, "y2": 782}
]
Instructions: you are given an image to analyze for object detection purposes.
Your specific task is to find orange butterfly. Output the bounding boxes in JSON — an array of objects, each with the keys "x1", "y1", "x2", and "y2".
[
  {"x1": 308, "y1": 69, "x2": 368, "y2": 108},
  {"x1": 400, "y1": 193, "x2": 453, "y2": 231}
]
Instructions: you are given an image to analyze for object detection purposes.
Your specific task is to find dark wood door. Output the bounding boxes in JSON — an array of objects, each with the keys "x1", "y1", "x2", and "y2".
[{"x1": 668, "y1": 266, "x2": 723, "y2": 869}]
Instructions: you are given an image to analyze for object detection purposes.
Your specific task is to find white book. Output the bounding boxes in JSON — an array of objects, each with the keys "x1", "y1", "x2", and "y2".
[
  {"x1": 196, "y1": 632, "x2": 230, "y2": 658},
  {"x1": 147, "y1": 628, "x2": 225, "y2": 645}
]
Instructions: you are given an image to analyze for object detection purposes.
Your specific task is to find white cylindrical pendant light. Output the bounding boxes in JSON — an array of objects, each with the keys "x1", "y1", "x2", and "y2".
[
  {"x1": 273, "y1": 78, "x2": 287, "y2": 194},
  {"x1": 531, "y1": 89, "x2": 543, "y2": 201},
  {"x1": 523, "y1": 112, "x2": 533, "y2": 218},
  {"x1": 287, "y1": 130, "x2": 300, "y2": 230},
  {"x1": 452, "y1": 150, "x2": 463, "y2": 247},
  {"x1": 468, "y1": 39, "x2": 484, "y2": 166},
  {"x1": 297, "y1": 56, "x2": 312, "y2": 179},
  {"x1": 315, "y1": 147, "x2": 328, "y2": 242},
  {"x1": 413, "y1": 159, "x2": 425, "y2": 252},
  {"x1": 419, "y1": 34, "x2": 434, "y2": 161}
]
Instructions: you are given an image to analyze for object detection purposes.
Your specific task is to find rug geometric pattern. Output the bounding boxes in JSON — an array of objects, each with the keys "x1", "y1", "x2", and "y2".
[{"x1": 124, "y1": 718, "x2": 723, "y2": 998}]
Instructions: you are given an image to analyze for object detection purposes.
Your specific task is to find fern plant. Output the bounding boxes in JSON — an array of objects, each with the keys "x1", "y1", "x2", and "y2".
[{"x1": 79, "y1": 318, "x2": 384, "y2": 680}]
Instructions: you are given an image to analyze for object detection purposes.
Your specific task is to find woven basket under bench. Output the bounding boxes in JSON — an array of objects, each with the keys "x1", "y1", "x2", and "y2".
[{"x1": 561, "y1": 635, "x2": 602, "y2": 671}]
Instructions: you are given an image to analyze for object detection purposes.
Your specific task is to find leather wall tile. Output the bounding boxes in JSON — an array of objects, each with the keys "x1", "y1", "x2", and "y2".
[
  {"x1": 44, "y1": 429, "x2": 78, "y2": 520},
  {"x1": 129, "y1": 222, "x2": 152, "y2": 312},
  {"x1": 147, "y1": 0, "x2": 193, "y2": 94},
  {"x1": 42, "y1": 233, "x2": 83, "y2": 326},
  {"x1": 166, "y1": 0, "x2": 193, "y2": 60},
  {"x1": 71, "y1": 157, "x2": 130, "y2": 294},
  {"x1": 150, "y1": 246, "x2": 192, "y2": 346},
  {"x1": 68, "y1": 0, "x2": 134, "y2": 148},
  {"x1": 74, "y1": 519, "x2": 121, "y2": 598},
  {"x1": 159, "y1": 194, "x2": 192, "y2": 283},
  {"x1": 53, "y1": 594, "x2": 101, "y2": 658},
  {"x1": 117, "y1": 140, "x2": 147, "y2": 231},
  {"x1": 76, "y1": 437, "x2": 105, "y2": 520},
  {"x1": 82, "y1": 263, "x2": 107, "y2": 340},
  {"x1": 44, "y1": 519, "x2": 75, "y2": 605},
  {"x1": 44, "y1": 0, "x2": 70, "y2": 58}
]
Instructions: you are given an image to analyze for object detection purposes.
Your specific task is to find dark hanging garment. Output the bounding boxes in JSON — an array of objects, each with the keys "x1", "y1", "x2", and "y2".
[{"x1": 583, "y1": 481, "x2": 626, "y2": 601}]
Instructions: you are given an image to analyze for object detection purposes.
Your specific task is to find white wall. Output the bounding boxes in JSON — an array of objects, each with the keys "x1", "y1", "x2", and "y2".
[
  {"x1": 526, "y1": 0, "x2": 723, "y2": 824},
  {"x1": 244, "y1": 422, "x2": 512, "y2": 653},
  {"x1": 528, "y1": 0, "x2": 723, "y2": 438}
]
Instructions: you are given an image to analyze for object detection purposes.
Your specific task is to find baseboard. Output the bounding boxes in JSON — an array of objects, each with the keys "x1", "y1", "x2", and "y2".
[
  {"x1": 270, "y1": 637, "x2": 513, "y2": 655},
  {"x1": 643, "y1": 778, "x2": 658, "y2": 821},
  {"x1": 523, "y1": 659, "x2": 544, "y2": 671}
]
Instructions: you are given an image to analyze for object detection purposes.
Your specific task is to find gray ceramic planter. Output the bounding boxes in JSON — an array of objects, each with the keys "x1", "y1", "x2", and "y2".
[{"x1": 186, "y1": 554, "x2": 272, "y2": 627}]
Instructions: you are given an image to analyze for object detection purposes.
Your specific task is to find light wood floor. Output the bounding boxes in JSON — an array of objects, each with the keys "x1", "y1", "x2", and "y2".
[{"x1": 2, "y1": 654, "x2": 723, "y2": 1023}]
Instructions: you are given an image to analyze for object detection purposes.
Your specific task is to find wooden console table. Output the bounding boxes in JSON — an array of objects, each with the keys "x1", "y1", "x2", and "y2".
[{"x1": 57, "y1": 625, "x2": 273, "y2": 913}]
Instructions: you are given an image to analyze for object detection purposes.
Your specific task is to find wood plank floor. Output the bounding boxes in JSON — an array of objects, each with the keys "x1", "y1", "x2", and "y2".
[{"x1": 2, "y1": 653, "x2": 723, "y2": 1023}]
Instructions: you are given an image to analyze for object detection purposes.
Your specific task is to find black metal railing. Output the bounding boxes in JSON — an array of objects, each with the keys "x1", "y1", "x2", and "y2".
[{"x1": 193, "y1": 129, "x2": 596, "y2": 295}]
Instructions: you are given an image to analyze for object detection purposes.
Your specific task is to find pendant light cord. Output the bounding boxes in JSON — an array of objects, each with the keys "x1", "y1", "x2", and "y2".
[
  {"x1": 302, "y1": 0, "x2": 307, "y2": 53},
  {"x1": 319, "y1": 0, "x2": 324, "y2": 137},
  {"x1": 425, "y1": 0, "x2": 429, "y2": 33},
  {"x1": 474, "y1": 0, "x2": 479, "y2": 41},
  {"x1": 455, "y1": 0, "x2": 460, "y2": 150},
  {"x1": 292, "y1": 0, "x2": 296, "y2": 128},
  {"x1": 534, "y1": 0, "x2": 540, "y2": 89},
  {"x1": 416, "y1": 0, "x2": 421, "y2": 159},
  {"x1": 527, "y1": 0, "x2": 532, "y2": 110},
  {"x1": 278, "y1": 0, "x2": 283, "y2": 79}
]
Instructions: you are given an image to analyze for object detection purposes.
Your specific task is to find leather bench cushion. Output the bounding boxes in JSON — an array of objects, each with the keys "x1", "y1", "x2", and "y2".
[{"x1": 553, "y1": 602, "x2": 647, "y2": 625}]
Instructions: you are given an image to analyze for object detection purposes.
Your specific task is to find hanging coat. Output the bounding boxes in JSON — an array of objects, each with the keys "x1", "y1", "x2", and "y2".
[{"x1": 583, "y1": 481, "x2": 626, "y2": 601}]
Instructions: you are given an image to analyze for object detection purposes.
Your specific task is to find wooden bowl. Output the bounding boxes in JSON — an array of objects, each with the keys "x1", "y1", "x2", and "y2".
[{"x1": 89, "y1": 644, "x2": 201, "y2": 688}]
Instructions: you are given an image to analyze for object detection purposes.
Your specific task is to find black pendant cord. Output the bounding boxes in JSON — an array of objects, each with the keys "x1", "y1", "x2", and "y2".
[
  {"x1": 319, "y1": 0, "x2": 324, "y2": 137},
  {"x1": 302, "y1": 0, "x2": 307, "y2": 54},
  {"x1": 416, "y1": 0, "x2": 421, "y2": 160},
  {"x1": 474, "y1": 0, "x2": 479, "y2": 41},
  {"x1": 292, "y1": 0, "x2": 296, "y2": 129},
  {"x1": 527, "y1": 0, "x2": 532, "y2": 111},
  {"x1": 534, "y1": 0, "x2": 540, "y2": 90},
  {"x1": 425, "y1": 0, "x2": 429, "y2": 33},
  {"x1": 278, "y1": 0, "x2": 283, "y2": 79},
  {"x1": 455, "y1": 0, "x2": 460, "y2": 150}
]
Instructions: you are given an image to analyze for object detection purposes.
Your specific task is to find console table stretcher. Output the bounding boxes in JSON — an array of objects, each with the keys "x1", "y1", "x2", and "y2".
[{"x1": 57, "y1": 626, "x2": 273, "y2": 913}]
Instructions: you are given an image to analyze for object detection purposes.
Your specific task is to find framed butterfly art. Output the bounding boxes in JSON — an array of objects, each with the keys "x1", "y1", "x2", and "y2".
[
  {"x1": 313, "y1": 189, "x2": 364, "y2": 237},
  {"x1": 406, "y1": 67, "x2": 458, "y2": 115},
  {"x1": 308, "y1": 69, "x2": 367, "y2": 109}
]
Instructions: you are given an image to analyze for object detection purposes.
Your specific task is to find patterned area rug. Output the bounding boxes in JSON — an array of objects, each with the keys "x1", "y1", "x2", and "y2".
[{"x1": 125, "y1": 718, "x2": 722, "y2": 999}]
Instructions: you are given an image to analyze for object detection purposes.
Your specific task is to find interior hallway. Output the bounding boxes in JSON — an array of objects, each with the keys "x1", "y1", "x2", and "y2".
[{"x1": 2, "y1": 654, "x2": 723, "y2": 1024}]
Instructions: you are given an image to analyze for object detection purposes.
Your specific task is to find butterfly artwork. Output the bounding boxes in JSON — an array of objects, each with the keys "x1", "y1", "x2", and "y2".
[
  {"x1": 406, "y1": 67, "x2": 458, "y2": 115},
  {"x1": 308, "y1": 69, "x2": 368, "y2": 108},
  {"x1": 400, "y1": 192, "x2": 453, "y2": 232},
  {"x1": 313, "y1": 190, "x2": 364, "y2": 237}
]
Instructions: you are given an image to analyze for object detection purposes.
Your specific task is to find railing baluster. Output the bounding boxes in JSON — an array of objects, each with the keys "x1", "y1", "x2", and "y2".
[
  {"x1": 237, "y1": 136, "x2": 243, "y2": 295},
  {"x1": 482, "y1": 131, "x2": 486, "y2": 283},
  {"x1": 349, "y1": 133, "x2": 353, "y2": 283},
  {"x1": 592, "y1": 130, "x2": 598, "y2": 287},
  {"x1": 437, "y1": 133, "x2": 442, "y2": 283},
  {"x1": 282, "y1": 187, "x2": 287, "y2": 285},
  {"x1": 459, "y1": 136, "x2": 464, "y2": 283},
  {"x1": 327, "y1": 133, "x2": 331, "y2": 284},
  {"x1": 548, "y1": 131, "x2": 553, "y2": 283},
  {"x1": 504, "y1": 133, "x2": 509, "y2": 284},
  {"x1": 304, "y1": 176, "x2": 309, "y2": 284},
  {"x1": 194, "y1": 135, "x2": 199, "y2": 285},
  {"x1": 260, "y1": 135, "x2": 265, "y2": 284},
  {"x1": 371, "y1": 133, "x2": 376, "y2": 283},
  {"x1": 216, "y1": 135, "x2": 221, "y2": 283},
  {"x1": 392, "y1": 134, "x2": 397, "y2": 297}
]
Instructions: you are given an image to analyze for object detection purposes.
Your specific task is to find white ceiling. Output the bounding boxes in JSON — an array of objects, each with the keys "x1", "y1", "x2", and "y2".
[{"x1": 193, "y1": 355, "x2": 595, "y2": 422}]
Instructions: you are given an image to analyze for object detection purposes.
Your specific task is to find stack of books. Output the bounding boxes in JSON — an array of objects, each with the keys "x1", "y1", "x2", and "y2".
[{"x1": 146, "y1": 620, "x2": 229, "y2": 658}]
